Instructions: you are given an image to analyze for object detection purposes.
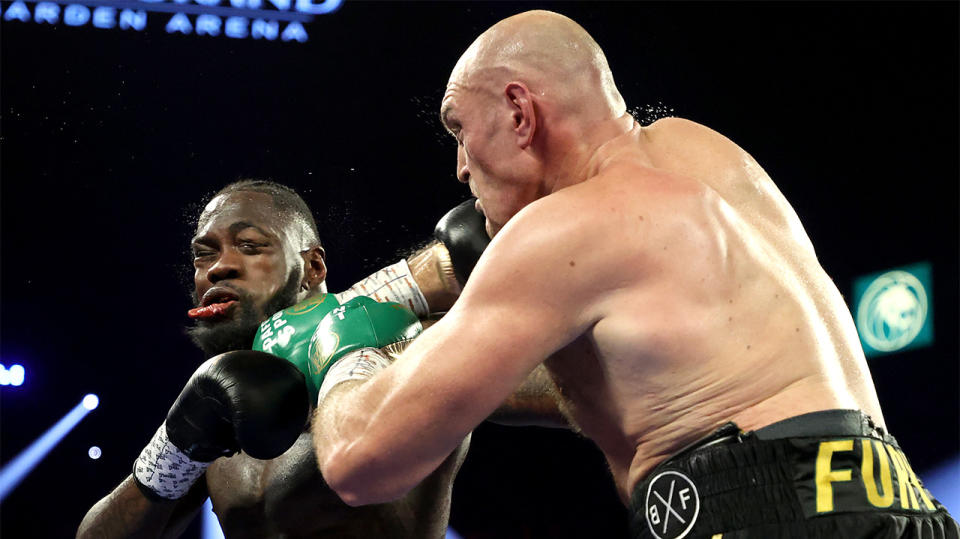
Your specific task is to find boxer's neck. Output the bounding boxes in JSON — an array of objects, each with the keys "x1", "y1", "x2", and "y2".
[
  {"x1": 541, "y1": 113, "x2": 636, "y2": 195},
  {"x1": 568, "y1": 118, "x2": 643, "y2": 187}
]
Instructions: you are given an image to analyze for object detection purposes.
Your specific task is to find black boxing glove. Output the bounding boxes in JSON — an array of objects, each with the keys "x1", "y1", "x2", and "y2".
[
  {"x1": 133, "y1": 350, "x2": 309, "y2": 501},
  {"x1": 434, "y1": 198, "x2": 490, "y2": 286}
]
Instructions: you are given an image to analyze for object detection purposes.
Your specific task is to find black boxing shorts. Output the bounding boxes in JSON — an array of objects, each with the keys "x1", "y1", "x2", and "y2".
[{"x1": 629, "y1": 410, "x2": 959, "y2": 539}]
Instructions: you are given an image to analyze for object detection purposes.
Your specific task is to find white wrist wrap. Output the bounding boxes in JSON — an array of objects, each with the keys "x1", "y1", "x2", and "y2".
[
  {"x1": 317, "y1": 347, "x2": 393, "y2": 405},
  {"x1": 334, "y1": 259, "x2": 429, "y2": 316},
  {"x1": 134, "y1": 423, "x2": 210, "y2": 500}
]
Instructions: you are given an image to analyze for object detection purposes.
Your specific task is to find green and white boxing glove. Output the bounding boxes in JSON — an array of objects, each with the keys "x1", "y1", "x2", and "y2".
[
  {"x1": 309, "y1": 296, "x2": 422, "y2": 405},
  {"x1": 252, "y1": 293, "x2": 343, "y2": 404}
]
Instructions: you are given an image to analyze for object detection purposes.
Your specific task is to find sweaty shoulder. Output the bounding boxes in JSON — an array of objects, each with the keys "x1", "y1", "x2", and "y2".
[
  {"x1": 479, "y1": 165, "x2": 698, "y2": 309},
  {"x1": 643, "y1": 117, "x2": 815, "y2": 250},
  {"x1": 644, "y1": 116, "x2": 747, "y2": 157}
]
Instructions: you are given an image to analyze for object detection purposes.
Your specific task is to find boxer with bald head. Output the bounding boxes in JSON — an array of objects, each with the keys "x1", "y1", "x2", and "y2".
[{"x1": 314, "y1": 11, "x2": 958, "y2": 538}]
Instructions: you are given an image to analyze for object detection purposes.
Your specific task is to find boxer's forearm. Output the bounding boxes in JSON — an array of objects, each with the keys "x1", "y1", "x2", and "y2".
[
  {"x1": 336, "y1": 242, "x2": 460, "y2": 317},
  {"x1": 77, "y1": 475, "x2": 206, "y2": 539},
  {"x1": 314, "y1": 378, "x2": 438, "y2": 507},
  {"x1": 338, "y1": 196, "x2": 488, "y2": 315},
  {"x1": 315, "y1": 313, "x2": 531, "y2": 507}
]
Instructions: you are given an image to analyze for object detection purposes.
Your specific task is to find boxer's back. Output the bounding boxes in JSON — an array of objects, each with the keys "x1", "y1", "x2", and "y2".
[{"x1": 543, "y1": 117, "x2": 883, "y2": 499}]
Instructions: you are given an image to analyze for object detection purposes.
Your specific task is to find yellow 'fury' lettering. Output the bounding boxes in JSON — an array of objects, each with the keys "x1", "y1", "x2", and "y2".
[
  {"x1": 885, "y1": 442, "x2": 917, "y2": 509},
  {"x1": 885, "y1": 444, "x2": 936, "y2": 511},
  {"x1": 816, "y1": 440, "x2": 853, "y2": 512},
  {"x1": 862, "y1": 439, "x2": 894, "y2": 508},
  {"x1": 815, "y1": 438, "x2": 936, "y2": 514}
]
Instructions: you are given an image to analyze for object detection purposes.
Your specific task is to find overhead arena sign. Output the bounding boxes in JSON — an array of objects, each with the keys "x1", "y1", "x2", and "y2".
[{"x1": 1, "y1": 0, "x2": 341, "y2": 41}]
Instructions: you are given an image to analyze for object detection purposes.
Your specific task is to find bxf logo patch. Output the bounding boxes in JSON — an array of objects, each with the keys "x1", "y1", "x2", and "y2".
[{"x1": 644, "y1": 470, "x2": 700, "y2": 539}]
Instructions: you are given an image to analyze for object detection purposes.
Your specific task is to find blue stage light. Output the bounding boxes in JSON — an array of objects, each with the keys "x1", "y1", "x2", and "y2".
[
  {"x1": 83, "y1": 394, "x2": 100, "y2": 410},
  {"x1": 0, "y1": 364, "x2": 9, "y2": 386},
  {"x1": 921, "y1": 456, "x2": 960, "y2": 515},
  {"x1": 0, "y1": 395, "x2": 99, "y2": 501},
  {"x1": 202, "y1": 498, "x2": 226, "y2": 539}
]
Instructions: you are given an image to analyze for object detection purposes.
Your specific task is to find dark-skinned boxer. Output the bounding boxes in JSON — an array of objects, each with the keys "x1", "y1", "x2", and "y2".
[{"x1": 77, "y1": 180, "x2": 558, "y2": 538}]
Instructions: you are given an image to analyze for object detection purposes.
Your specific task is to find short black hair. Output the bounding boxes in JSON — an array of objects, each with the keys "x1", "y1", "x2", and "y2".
[{"x1": 206, "y1": 179, "x2": 321, "y2": 248}]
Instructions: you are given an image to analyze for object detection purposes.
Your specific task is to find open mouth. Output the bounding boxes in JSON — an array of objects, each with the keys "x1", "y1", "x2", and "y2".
[
  {"x1": 201, "y1": 287, "x2": 240, "y2": 307},
  {"x1": 188, "y1": 288, "x2": 241, "y2": 320}
]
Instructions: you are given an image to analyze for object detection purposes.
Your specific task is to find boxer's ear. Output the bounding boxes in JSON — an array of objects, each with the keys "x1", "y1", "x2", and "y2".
[
  {"x1": 505, "y1": 82, "x2": 536, "y2": 149},
  {"x1": 301, "y1": 246, "x2": 327, "y2": 290}
]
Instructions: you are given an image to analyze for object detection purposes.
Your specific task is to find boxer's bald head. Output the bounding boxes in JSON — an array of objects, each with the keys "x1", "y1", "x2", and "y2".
[
  {"x1": 441, "y1": 11, "x2": 632, "y2": 236},
  {"x1": 450, "y1": 10, "x2": 625, "y2": 119}
]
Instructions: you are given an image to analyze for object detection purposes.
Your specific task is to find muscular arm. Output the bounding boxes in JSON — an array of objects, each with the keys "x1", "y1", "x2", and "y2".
[
  {"x1": 315, "y1": 190, "x2": 615, "y2": 505},
  {"x1": 419, "y1": 257, "x2": 567, "y2": 429},
  {"x1": 77, "y1": 474, "x2": 208, "y2": 539}
]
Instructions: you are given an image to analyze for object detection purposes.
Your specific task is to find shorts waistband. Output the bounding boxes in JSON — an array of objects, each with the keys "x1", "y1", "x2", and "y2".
[
  {"x1": 752, "y1": 409, "x2": 889, "y2": 441},
  {"x1": 660, "y1": 409, "x2": 895, "y2": 468},
  {"x1": 629, "y1": 410, "x2": 944, "y2": 539}
]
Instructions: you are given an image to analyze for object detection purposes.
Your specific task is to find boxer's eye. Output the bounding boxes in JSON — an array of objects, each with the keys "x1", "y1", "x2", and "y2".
[
  {"x1": 192, "y1": 245, "x2": 216, "y2": 258},
  {"x1": 238, "y1": 241, "x2": 267, "y2": 254}
]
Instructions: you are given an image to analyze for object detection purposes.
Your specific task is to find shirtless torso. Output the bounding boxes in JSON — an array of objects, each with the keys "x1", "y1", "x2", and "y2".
[
  {"x1": 539, "y1": 117, "x2": 882, "y2": 499},
  {"x1": 312, "y1": 116, "x2": 886, "y2": 508},
  {"x1": 315, "y1": 12, "x2": 953, "y2": 537}
]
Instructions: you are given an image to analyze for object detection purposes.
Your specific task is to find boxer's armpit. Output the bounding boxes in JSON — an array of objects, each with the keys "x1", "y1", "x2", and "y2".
[{"x1": 486, "y1": 364, "x2": 570, "y2": 428}]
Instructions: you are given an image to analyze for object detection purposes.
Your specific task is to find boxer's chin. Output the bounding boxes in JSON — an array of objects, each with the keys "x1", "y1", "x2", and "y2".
[
  {"x1": 186, "y1": 269, "x2": 302, "y2": 357},
  {"x1": 187, "y1": 301, "x2": 261, "y2": 357},
  {"x1": 485, "y1": 219, "x2": 500, "y2": 238}
]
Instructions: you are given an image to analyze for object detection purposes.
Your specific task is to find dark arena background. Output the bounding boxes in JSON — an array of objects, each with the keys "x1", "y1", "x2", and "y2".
[{"x1": 1, "y1": 2, "x2": 958, "y2": 537}]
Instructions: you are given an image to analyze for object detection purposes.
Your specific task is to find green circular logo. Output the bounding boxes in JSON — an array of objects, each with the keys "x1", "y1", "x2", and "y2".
[
  {"x1": 286, "y1": 294, "x2": 330, "y2": 316},
  {"x1": 857, "y1": 271, "x2": 928, "y2": 352}
]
